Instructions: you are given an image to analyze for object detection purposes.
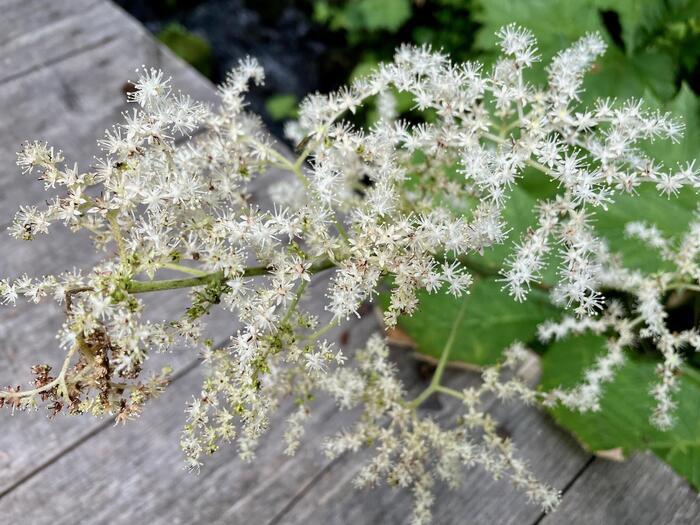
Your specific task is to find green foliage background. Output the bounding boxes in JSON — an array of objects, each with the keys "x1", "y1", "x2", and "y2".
[
  {"x1": 153, "y1": 0, "x2": 700, "y2": 491},
  {"x1": 309, "y1": 0, "x2": 700, "y2": 489}
]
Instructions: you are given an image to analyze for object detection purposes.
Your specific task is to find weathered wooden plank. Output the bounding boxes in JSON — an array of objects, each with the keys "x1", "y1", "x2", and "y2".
[
  {"x1": 0, "y1": 0, "x2": 115, "y2": 85},
  {"x1": 0, "y1": 312, "x2": 380, "y2": 524},
  {"x1": 0, "y1": 0, "x2": 211, "y2": 90},
  {"x1": 0, "y1": 2, "x2": 217, "y2": 215},
  {"x1": 274, "y1": 358, "x2": 591, "y2": 525},
  {"x1": 0, "y1": 0, "x2": 226, "y2": 493},
  {"x1": 540, "y1": 452, "x2": 700, "y2": 525},
  {"x1": 0, "y1": 291, "x2": 236, "y2": 494},
  {"x1": 0, "y1": 0, "x2": 401, "y2": 519},
  {"x1": 0, "y1": 2, "x2": 697, "y2": 523}
]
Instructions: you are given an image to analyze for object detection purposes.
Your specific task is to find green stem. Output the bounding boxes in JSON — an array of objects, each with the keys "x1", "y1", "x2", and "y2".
[
  {"x1": 127, "y1": 272, "x2": 225, "y2": 293},
  {"x1": 481, "y1": 131, "x2": 557, "y2": 177},
  {"x1": 407, "y1": 300, "x2": 468, "y2": 408},
  {"x1": 246, "y1": 136, "x2": 297, "y2": 172},
  {"x1": 434, "y1": 384, "x2": 464, "y2": 399},
  {"x1": 292, "y1": 164, "x2": 312, "y2": 189},
  {"x1": 303, "y1": 320, "x2": 338, "y2": 343},
  {"x1": 106, "y1": 210, "x2": 127, "y2": 261},
  {"x1": 406, "y1": 384, "x2": 436, "y2": 409},
  {"x1": 160, "y1": 262, "x2": 209, "y2": 277},
  {"x1": 431, "y1": 299, "x2": 468, "y2": 387},
  {"x1": 281, "y1": 280, "x2": 309, "y2": 325},
  {"x1": 248, "y1": 132, "x2": 351, "y2": 247},
  {"x1": 333, "y1": 217, "x2": 350, "y2": 243},
  {"x1": 127, "y1": 259, "x2": 335, "y2": 294}
]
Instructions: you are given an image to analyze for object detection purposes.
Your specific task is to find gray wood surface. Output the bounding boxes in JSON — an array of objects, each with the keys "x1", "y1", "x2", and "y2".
[
  {"x1": 0, "y1": 0, "x2": 221, "y2": 493},
  {"x1": 0, "y1": 1, "x2": 697, "y2": 524}
]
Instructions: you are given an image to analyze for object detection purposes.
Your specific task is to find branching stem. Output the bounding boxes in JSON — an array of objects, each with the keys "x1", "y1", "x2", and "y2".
[
  {"x1": 127, "y1": 259, "x2": 335, "y2": 294},
  {"x1": 667, "y1": 282, "x2": 700, "y2": 293},
  {"x1": 281, "y1": 280, "x2": 309, "y2": 325},
  {"x1": 407, "y1": 300, "x2": 468, "y2": 408},
  {"x1": 160, "y1": 262, "x2": 210, "y2": 277},
  {"x1": 0, "y1": 342, "x2": 79, "y2": 400}
]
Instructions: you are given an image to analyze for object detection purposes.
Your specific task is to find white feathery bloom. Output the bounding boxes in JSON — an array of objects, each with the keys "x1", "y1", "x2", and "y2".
[{"x1": 0, "y1": 25, "x2": 698, "y2": 524}]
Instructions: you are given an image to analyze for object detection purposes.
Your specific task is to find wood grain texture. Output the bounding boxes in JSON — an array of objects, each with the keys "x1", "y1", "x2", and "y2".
[
  {"x1": 540, "y1": 452, "x2": 700, "y2": 525},
  {"x1": 0, "y1": 38, "x2": 214, "y2": 216},
  {"x1": 276, "y1": 359, "x2": 591, "y2": 525},
  {"x1": 0, "y1": 308, "x2": 380, "y2": 525},
  {"x1": 0, "y1": 0, "x2": 232, "y2": 493},
  {"x1": 0, "y1": 1, "x2": 698, "y2": 524}
]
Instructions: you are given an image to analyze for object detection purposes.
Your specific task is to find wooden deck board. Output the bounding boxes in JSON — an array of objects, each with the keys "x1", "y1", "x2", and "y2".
[
  {"x1": 0, "y1": 0, "x2": 216, "y2": 217},
  {"x1": 0, "y1": 314, "x2": 379, "y2": 525},
  {"x1": 274, "y1": 361, "x2": 591, "y2": 525},
  {"x1": 0, "y1": 1, "x2": 697, "y2": 523},
  {"x1": 540, "y1": 452, "x2": 700, "y2": 524},
  {"x1": 0, "y1": 0, "x2": 232, "y2": 493}
]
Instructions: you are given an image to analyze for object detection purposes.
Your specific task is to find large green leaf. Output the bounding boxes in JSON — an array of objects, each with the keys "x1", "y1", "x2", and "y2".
[
  {"x1": 473, "y1": 0, "x2": 677, "y2": 102},
  {"x1": 644, "y1": 83, "x2": 700, "y2": 166},
  {"x1": 592, "y1": 0, "x2": 665, "y2": 52},
  {"x1": 474, "y1": 1, "x2": 698, "y2": 274},
  {"x1": 315, "y1": 0, "x2": 412, "y2": 33},
  {"x1": 594, "y1": 84, "x2": 699, "y2": 272},
  {"x1": 265, "y1": 94, "x2": 299, "y2": 121},
  {"x1": 540, "y1": 334, "x2": 700, "y2": 489},
  {"x1": 378, "y1": 278, "x2": 557, "y2": 365},
  {"x1": 355, "y1": 0, "x2": 412, "y2": 32},
  {"x1": 474, "y1": 0, "x2": 602, "y2": 60}
]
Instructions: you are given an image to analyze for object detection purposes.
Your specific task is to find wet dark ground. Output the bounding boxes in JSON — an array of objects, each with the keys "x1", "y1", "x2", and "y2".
[{"x1": 115, "y1": 0, "x2": 351, "y2": 136}]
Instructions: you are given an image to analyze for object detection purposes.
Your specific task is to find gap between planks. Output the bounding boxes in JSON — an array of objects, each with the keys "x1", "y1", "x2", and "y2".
[
  {"x1": 530, "y1": 456, "x2": 596, "y2": 525},
  {"x1": 0, "y1": 33, "x2": 120, "y2": 87}
]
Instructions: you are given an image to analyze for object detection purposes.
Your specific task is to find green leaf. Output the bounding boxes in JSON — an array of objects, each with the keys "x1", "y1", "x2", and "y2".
[
  {"x1": 349, "y1": 55, "x2": 381, "y2": 82},
  {"x1": 593, "y1": 84, "x2": 700, "y2": 272},
  {"x1": 644, "y1": 83, "x2": 700, "y2": 167},
  {"x1": 265, "y1": 94, "x2": 299, "y2": 121},
  {"x1": 474, "y1": 0, "x2": 602, "y2": 59},
  {"x1": 460, "y1": 182, "x2": 560, "y2": 285},
  {"x1": 156, "y1": 23, "x2": 213, "y2": 78},
  {"x1": 540, "y1": 334, "x2": 700, "y2": 489},
  {"x1": 479, "y1": 185, "x2": 539, "y2": 269},
  {"x1": 320, "y1": 0, "x2": 412, "y2": 33},
  {"x1": 473, "y1": 0, "x2": 677, "y2": 101},
  {"x1": 580, "y1": 47, "x2": 677, "y2": 103},
  {"x1": 592, "y1": 0, "x2": 665, "y2": 52},
  {"x1": 354, "y1": 0, "x2": 412, "y2": 32},
  {"x1": 433, "y1": 179, "x2": 542, "y2": 272},
  {"x1": 378, "y1": 278, "x2": 557, "y2": 365}
]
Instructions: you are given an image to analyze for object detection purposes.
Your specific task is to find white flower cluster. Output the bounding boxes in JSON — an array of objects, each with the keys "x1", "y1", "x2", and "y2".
[
  {"x1": 320, "y1": 336, "x2": 559, "y2": 524},
  {"x1": 1, "y1": 24, "x2": 698, "y2": 522},
  {"x1": 538, "y1": 211, "x2": 700, "y2": 428}
]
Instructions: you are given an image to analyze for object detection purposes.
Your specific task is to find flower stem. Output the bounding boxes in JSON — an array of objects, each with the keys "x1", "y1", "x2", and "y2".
[
  {"x1": 0, "y1": 342, "x2": 79, "y2": 400},
  {"x1": 281, "y1": 280, "x2": 309, "y2": 325},
  {"x1": 431, "y1": 299, "x2": 468, "y2": 387},
  {"x1": 481, "y1": 131, "x2": 557, "y2": 177},
  {"x1": 127, "y1": 259, "x2": 335, "y2": 294},
  {"x1": 160, "y1": 262, "x2": 210, "y2": 277},
  {"x1": 106, "y1": 210, "x2": 127, "y2": 261},
  {"x1": 407, "y1": 299, "x2": 468, "y2": 408},
  {"x1": 303, "y1": 320, "x2": 338, "y2": 343},
  {"x1": 666, "y1": 282, "x2": 700, "y2": 293}
]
